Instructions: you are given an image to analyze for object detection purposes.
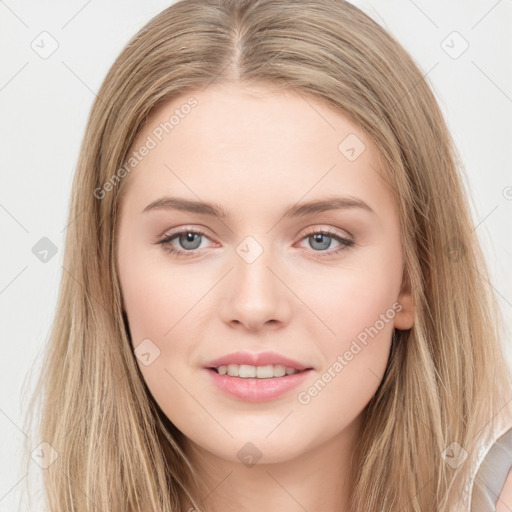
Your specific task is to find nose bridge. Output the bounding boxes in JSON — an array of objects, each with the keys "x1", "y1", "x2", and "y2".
[
  {"x1": 233, "y1": 233, "x2": 278, "y2": 298},
  {"x1": 220, "y1": 233, "x2": 290, "y2": 329}
]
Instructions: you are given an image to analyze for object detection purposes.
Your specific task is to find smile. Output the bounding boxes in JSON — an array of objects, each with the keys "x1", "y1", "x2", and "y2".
[
  {"x1": 212, "y1": 364, "x2": 301, "y2": 378},
  {"x1": 205, "y1": 366, "x2": 313, "y2": 402}
]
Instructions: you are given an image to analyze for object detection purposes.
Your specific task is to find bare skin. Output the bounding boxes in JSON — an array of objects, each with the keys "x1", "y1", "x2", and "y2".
[
  {"x1": 496, "y1": 469, "x2": 512, "y2": 511},
  {"x1": 115, "y1": 82, "x2": 414, "y2": 512}
]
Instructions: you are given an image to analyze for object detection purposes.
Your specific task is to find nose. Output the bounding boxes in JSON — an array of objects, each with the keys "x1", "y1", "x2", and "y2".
[{"x1": 218, "y1": 243, "x2": 292, "y2": 332}]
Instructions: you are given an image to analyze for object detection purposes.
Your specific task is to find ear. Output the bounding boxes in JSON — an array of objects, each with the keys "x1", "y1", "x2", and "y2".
[{"x1": 394, "y1": 267, "x2": 414, "y2": 330}]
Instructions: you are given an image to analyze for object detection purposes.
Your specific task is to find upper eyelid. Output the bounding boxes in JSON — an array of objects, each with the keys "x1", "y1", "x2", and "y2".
[
  {"x1": 159, "y1": 226, "x2": 352, "y2": 245},
  {"x1": 157, "y1": 225, "x2": 212, "y2": 243}
]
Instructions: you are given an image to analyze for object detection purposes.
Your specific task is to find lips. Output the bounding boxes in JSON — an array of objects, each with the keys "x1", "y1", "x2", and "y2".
[
  {"x1": 203, "y1": 351, "x2": 314, "y2": 402},
  {"x1": 204, "y1": 351, "x2": 312, "y2": 372}
]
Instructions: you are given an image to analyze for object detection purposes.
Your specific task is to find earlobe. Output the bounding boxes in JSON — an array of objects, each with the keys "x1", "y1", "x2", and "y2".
[
  {"x1": 394, "y1": 271, "x2": 415, "y2": 331},
  {"x1": 394, "y1": 296, "x2": 414, "y2": 330}
]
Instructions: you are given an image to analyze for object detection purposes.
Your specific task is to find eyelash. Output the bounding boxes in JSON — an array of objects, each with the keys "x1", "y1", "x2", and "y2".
[{"x1": 155, "y1": 227, "x2": 355, "y2": 259}]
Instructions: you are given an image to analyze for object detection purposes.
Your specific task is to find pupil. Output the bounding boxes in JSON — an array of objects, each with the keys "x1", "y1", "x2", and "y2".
[
  {"x1": 311, "y1": 233, "x2": 330, "y2": 250},
  {"x1": 180, "y1": 232, "x2": 201, "y2": 250}
]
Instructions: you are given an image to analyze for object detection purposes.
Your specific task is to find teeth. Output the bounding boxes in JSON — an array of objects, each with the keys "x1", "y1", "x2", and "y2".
[
  {"x1": 216, "y1": 364, "x2": 300, "y2": 378},
  {"x1": 227, "y1": 364, "x2": 240, "y2": 376}
]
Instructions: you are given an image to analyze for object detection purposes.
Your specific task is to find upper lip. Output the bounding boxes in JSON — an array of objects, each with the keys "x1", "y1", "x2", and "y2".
[{"x1": 204, "y1": 351, "x2": 312, "y2": 371}]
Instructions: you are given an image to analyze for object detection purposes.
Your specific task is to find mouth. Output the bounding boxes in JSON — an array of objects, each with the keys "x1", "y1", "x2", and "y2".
[
  {"x1": 205, "y1": 364, "x2": 314, "y2": 402},
  {"x1": 207, "y1": 364, "x2": 313, "y2": 379}
]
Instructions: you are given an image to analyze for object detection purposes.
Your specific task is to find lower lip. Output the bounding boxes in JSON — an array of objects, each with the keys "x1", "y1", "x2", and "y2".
[{"x1": 204, "y1": 368, "x2": 312, "y2": 402}]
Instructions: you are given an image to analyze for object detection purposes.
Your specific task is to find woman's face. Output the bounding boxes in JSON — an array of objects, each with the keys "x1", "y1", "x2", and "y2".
[{"x1": 115, "y1": 82, "x2": 413, "y2": 466}]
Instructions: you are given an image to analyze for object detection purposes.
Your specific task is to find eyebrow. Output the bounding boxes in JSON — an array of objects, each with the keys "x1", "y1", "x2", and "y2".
[
  {"x1": 142, "y1": 195, "x2": 375, "y2": 218},
  {"x1": 143, "y1": 196, "x2": 375, "y2": 219}
]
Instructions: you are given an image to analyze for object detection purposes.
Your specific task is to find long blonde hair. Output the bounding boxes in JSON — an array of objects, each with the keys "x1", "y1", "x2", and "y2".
[{"x1": 22, "y1": 0, "x2": 512, "y2": 510}]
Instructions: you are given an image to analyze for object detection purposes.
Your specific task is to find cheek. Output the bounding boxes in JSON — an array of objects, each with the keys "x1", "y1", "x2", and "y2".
[
  {"x1": 302, "y1": 248, "x2": 401, "y2": 397},
  {"x1": 118, "y1": 246, "x2": 208, "y2": 346},
  {"x1": 118, "y1": 250, "x2": 209, "y2": 431},
  {"x1": 308, "y1": 261, "x2": 401, "y2": 345},
  {"x1": 117, "y1": 246, "x2": 213, "y2": 399},
  {"x1": 293, "y1": 269, "x2": 398, "y2": 434}
]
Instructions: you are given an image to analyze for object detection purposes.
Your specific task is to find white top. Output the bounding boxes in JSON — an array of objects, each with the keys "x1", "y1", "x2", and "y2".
[{"x1": 463, "y1": 402, "x2": 512, "y2": 512}]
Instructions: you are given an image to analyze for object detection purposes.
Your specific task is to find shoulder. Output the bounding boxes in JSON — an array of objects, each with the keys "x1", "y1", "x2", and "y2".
[
  {"x1": 496, "y1": 468, "x2": 512, "y2": 511},
  {"x1": 471, "y1": 424, "x2": 512, "y2": 511}
]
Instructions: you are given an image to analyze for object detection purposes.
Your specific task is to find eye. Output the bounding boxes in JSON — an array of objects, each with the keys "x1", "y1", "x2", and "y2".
[
  {"x1": 298, "y1": 228, "x2": 355, "y2": 256},
  {"x1": 155, "y1": 227, "x2": 355, "y2": 259},
  {"x1": 155, "y1": 228, "x2": 213, "y2": 258}
]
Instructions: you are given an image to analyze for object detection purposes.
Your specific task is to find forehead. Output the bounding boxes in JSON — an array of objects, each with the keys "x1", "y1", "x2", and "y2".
[{"x1": 119, "y1": 82, "x2": 395, "y2": 220}]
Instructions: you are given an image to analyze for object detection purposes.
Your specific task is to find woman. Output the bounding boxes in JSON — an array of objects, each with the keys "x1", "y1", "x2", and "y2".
[{"x1": 23, "y1": 0, "x2": 512, "y2": 510}]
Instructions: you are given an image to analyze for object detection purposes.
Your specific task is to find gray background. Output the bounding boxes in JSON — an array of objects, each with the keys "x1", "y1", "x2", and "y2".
[{"x1": 1, "y1": 1, "x2": 511, "y2": 509}]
